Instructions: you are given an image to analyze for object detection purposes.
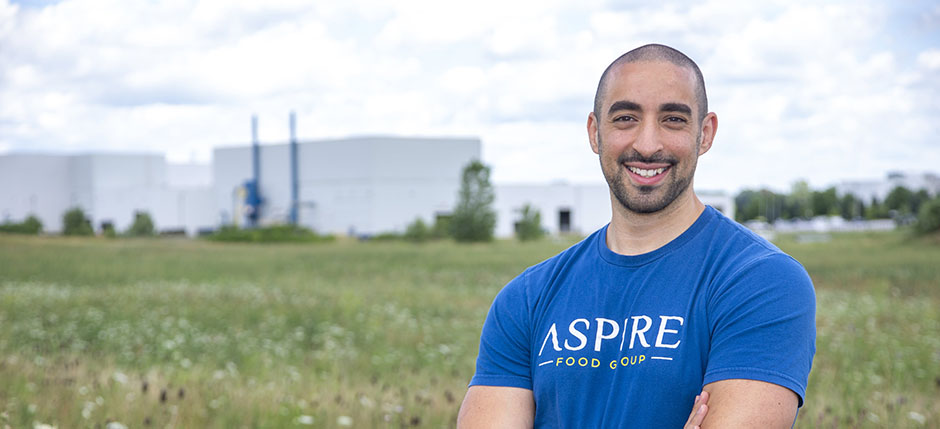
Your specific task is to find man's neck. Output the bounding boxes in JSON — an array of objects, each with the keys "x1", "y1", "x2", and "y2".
[{"x1": 605, "y1": 190, "x2": 706, "y2": 256}]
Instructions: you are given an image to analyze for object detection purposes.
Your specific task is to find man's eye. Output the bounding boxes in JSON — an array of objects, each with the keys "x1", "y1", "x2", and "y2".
[
  {"x1": 665, "y1": 117, "x2": 687, "y2": 123},
  {"x1": 613, "y1": 116, "x2": 635, "y2": 122}
]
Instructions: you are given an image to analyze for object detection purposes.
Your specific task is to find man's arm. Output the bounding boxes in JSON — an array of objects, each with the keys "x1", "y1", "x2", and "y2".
[
  {"x1": 457, "y1": 385, "x2": 534, "y2": 429},
  {"x1": 458, "y1": 386, "x2": 712, "y2": 429},
  {"x1": 700, "y1": 379, "x2": 799, "y2": 428}
]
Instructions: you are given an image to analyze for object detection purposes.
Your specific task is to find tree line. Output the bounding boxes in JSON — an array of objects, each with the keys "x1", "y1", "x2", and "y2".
[{"x1": 734, "y1": 180, "x2": 940, "y2": 235}]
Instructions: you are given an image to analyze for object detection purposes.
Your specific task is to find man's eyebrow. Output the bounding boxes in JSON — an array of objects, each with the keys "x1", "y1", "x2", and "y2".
[
  {"x1": 607, "y1": 100, "x2": 641, "y2": 115},
  {"x1": 660, "y1": 103, "x2": 692, "y2": 115}
]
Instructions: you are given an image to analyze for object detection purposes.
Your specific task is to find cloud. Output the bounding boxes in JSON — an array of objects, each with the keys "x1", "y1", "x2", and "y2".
[{"x1": 0, "y1": 0, "x2": 937, "y2": 193}]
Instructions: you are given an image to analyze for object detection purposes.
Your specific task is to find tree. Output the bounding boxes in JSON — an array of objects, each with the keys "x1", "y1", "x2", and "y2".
[
  {"x1": 911, "y1": 189, "x2": 931, "y2": 216},
  {"x1": 865, "y1": 197, "x2": 889, "y2": 219},
  {"x1": 126, "y1": 211, "x2": 155, "y2": 236},
  {"x1": 785, "y1": 180, "x2": 812, "y2": 219},
  {"x1": 63, "y1": 207, "x2": 93, "y2": 236},
  {"x1": 451, "y1": 160, "x2": 496, "y2": 242},
  {"x1": 914, "y1": 197, "x2": 940, "y2": 235},
  {"x1": 884, "y1": 186, "x2": 914, "y2": 215},
  {"x1": 811, "y1": 187, "x2": 839, "y2": 217},
  {"x1": 734, "y1": 190, "x2": 759, "y2": 222},
  {"x1": 735, "y1": 189, "x2": 785, "y2": 222},
  {"x1": 838, "y1": 193, "x2": 863, "y2": 220},
  {"x1": 515, "y1": 204, "x2": 545, "y2": 241}
]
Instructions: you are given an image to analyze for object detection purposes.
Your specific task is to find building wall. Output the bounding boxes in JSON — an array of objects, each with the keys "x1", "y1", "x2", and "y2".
[
  {"x1": 3, "y1": 139, "x2": 739, "y2": 238},
  {"x1": 0, "y1": 153, "x2": 214, "y2": 234},
  {"x1": 0, "y1": 154, "x2": 71, "y2": 231},
  {"x1": 494, "y1": 183, "x2": 736, "y2": 238},
  {"x1": 494, "y1": 182, "x2": 611, "y2": 237},
  {"x1": 213, "y1": 136, "x2": 481, "y2": 235}
]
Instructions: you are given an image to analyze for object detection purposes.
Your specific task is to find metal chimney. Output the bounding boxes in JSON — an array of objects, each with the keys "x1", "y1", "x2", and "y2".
[
  {"x1": 249, "y1": 114, "x2": 261, "y2": 227},
  {"x1": 289, "y1": 111, "x2": 299, "y2": 226}
]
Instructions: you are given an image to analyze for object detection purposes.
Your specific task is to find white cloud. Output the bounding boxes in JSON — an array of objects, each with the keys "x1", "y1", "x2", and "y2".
[
  {"x1": 0, "y1": 0, "x2": 937, "y2": 194},
  {"x1": 917, "y1": 49, "x2": 940, "y2": 70}
]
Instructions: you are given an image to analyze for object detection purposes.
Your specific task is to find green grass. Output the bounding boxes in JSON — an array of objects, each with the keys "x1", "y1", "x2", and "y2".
[{"x1": 0, "y1": 231, "x2": 938, "y2": 428}]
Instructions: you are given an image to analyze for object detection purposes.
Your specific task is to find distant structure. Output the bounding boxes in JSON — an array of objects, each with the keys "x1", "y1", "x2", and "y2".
[
  {"x1": 214, "y1": 136, "x2": 480, "y2": 236},
  {"x1": 836, "y1": 171, "x2": 940, "y2": 202},
  {"x1": 0, "y1": 134, "x2": 735, "y2": 238},
  {"x1": 0, "y1": 153, "x2": 213, "y2": 234},
  {"x1": 493, "y1": 183, "x2": 734, "y2": 237}
]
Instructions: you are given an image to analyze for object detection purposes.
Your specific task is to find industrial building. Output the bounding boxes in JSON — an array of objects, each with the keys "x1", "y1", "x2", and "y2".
[
  {"x1": 214, "y1": 135, "x2": 480, "y2": 236},
  {"x1": 0, "y1": 152, "x2": 214, "y2": 235},
  {"x1": 0, "y1": 135, "x2": 735, "y2": 238}
]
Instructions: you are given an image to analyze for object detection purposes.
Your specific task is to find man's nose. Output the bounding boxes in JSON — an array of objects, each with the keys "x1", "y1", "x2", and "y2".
[{"x1": 633, "y1": 121, "x2": 663, "y2": 157}]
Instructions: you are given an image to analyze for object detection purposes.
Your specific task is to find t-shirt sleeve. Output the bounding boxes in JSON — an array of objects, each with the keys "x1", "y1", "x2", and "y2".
[
  {"x1": 704, "y1": 253, "x2": 816, "y2": 406},
  {"x1": 468, "y1": 271, "x2": 534, "y2": 390}
]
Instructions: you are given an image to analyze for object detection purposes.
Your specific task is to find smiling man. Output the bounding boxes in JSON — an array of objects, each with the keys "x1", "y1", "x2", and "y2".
[{"x1": 457, "y1": 44, "x2": 816, "y2": 428}]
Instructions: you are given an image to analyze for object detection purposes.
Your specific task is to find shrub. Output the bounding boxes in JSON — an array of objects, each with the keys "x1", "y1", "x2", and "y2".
[
  {"x1": 101, "y1": 222, "x2": 117, "y2": 238},
  {"x1": 431, "y1": 214, "x2": 452, "y2": 239},
  {"x1": 126, "y1": 211, "x2": 155, "y2": 237},
  {"x1": 368, "y1": 232, "x2": 403, "y2": 242},
  {"x1": 62, "y1": 207, "x2": 93, "y2": 236},
  {"x1": 0, "y1": 215, "x2": 43, "y2": 235},
  {"x1": 404, "y1": 218, "x2": 431, "y2": 243},
  {"x1": 515, "y1": 204, "x2": 545, "y2": 241},
  {"x1": 206, "y1": 224, "x2": 334, "y2": 243},
  {"x1": 914, "y1": 197, "x2": 940, "y2": 236}
]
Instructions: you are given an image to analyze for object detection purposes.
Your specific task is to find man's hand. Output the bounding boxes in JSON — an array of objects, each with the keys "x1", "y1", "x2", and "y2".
[{"x1": 684, "y1": 391, "x2": 709, "y2": 429}]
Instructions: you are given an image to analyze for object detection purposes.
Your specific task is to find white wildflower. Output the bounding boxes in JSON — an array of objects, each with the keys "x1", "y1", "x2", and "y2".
[
  {"x1": 337, "y1": 416, "x2": 353, "y2": 426},
  {"x1": 908, "y1": 411, "x2": 926, "y2": 425},
  {"x1": 296, "y1": 415, "x2": 314, "y2": 425}
]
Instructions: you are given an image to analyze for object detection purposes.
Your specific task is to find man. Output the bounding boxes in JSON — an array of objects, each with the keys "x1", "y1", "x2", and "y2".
[{"x1": 457, "y1": 44, "x2": 816, "y2": 428}]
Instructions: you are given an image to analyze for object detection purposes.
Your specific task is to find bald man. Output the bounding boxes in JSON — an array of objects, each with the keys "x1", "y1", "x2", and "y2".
[{"x1": 457, "y1": 44, "x2": 816, "y2": 428}]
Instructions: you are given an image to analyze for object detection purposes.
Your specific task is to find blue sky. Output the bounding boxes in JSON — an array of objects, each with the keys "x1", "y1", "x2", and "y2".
[{"x1": 1, "y1": 0, "x2": 938, "y2": 193}]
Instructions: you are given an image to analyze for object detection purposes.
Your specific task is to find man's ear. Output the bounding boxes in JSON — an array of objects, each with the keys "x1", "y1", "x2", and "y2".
[
  {"x1": 588, "y1": 112, "x2": 600, "y2": 155},
  {"x1": 698, "y1": 112, "x2": 718, "y2": 156}
]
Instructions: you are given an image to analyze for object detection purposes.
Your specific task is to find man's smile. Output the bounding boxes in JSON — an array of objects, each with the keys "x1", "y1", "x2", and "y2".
[{"x1": 623, "y1": 162, "x2": 672, "y2": 186}]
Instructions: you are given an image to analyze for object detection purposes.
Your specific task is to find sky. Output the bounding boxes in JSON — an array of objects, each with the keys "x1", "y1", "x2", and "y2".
[{"x1": 1, "y1": 0, "x2": 938, "y2": 194}]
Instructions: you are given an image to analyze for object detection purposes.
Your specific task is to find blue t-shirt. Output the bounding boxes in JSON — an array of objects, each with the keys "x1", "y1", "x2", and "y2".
[{"x1": 469, "y1": 206, "x2": 816, "y2": 428}]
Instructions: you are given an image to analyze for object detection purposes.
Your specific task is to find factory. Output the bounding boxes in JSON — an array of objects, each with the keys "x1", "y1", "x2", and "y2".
[{"x1": 0, "y1": 118, "x2": 734, "y2": 237}]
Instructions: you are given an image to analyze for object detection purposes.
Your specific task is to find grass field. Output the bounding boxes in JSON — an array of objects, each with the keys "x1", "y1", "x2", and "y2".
[{"x1": 0, "y1": 231, "x2": 938, "y2": 428}]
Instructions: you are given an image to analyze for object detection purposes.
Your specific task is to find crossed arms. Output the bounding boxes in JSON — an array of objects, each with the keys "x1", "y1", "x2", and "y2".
[{"x1": 457, "y1": 378, "x2": 798, "y2": 428}]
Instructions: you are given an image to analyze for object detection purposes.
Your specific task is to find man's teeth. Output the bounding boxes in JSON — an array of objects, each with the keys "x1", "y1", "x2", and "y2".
[{"x1": 628, "y1": 166, "x2": 666, "y2": 178}]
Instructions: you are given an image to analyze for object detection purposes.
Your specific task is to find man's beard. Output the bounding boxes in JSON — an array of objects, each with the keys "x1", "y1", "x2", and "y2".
[{"x1": 597, "y1": 134, "x2": 698, "y2": 214}]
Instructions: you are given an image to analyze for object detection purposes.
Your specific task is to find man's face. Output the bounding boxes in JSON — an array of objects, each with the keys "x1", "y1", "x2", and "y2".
[{"x1": 588, "y1": 60, "x2": 716, "y2": 214}]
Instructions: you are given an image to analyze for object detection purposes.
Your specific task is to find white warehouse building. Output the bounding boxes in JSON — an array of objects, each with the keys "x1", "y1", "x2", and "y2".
[
  {"x1": 0, "y1": 136, "x2": 735, "y2": 238},
  {"x1": 0, "y1": 152, "x2": 214, "y2": 234},
  {"x1": 214, "y1": 136, "x2": 480, "y2": 236}
]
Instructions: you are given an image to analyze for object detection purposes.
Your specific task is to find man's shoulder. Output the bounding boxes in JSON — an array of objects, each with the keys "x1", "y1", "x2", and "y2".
[
  {"x1": 502, "y1": 226, "x2": 605, "y2": 295},
  {"x1": 699, "y1": 209, "x2": 812, "y2": 295},
  {"x1": 527, "y1": 227, "x2": 604, "y2": 275},
  {"x1": 706, "y1": 208, "x2": 793, "y2": 259}
]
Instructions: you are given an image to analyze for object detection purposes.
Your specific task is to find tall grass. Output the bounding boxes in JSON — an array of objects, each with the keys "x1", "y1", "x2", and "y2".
[{"x1": 0, "y1": 232, "x2": 937, "y2": 428}]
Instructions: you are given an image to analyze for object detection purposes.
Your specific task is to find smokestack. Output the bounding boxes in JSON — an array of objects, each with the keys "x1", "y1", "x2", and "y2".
[
  {"x1": 250, "y1": 114, "x2": 261, "y2": 227},
  {"x1": 289, "y1": 111, "x2": 299, "y2": 226}
]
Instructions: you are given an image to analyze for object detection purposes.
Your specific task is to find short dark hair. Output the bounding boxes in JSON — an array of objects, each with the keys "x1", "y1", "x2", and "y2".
[{"x1": 593, "y1": 44, "x2": 708, "y2": 121}]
